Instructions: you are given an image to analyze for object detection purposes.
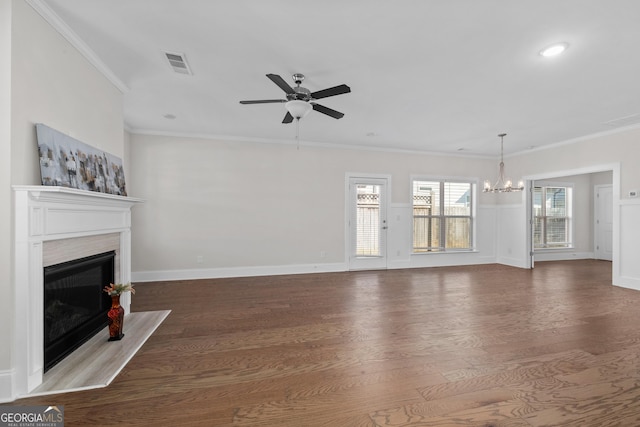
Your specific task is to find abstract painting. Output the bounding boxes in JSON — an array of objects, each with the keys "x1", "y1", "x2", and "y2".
[{"x1": 36, "y1": 123, "x2": 127, "y2": 196}]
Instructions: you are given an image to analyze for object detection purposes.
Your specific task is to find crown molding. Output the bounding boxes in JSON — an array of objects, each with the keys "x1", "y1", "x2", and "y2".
[
  {"x1": 510, "y1": 123, "x2": 640, "y2": 159},
  {"x1": 25, "y1": 0, "x2": 129, "y2": 94},
  {"x1": 128, "y1": 128, "x2": 495, "y2": 159}
]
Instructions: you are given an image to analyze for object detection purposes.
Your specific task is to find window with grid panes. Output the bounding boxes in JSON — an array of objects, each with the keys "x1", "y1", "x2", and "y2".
[
  {"x1": 533, "y1": 185, "x2": 572, "y2": 249},
  {"x1": 412, "y1": 180, "x2": 473, "y2": 252},
  {"x1": 355, "y1": 184, "x2": 380, "y2": 256}
]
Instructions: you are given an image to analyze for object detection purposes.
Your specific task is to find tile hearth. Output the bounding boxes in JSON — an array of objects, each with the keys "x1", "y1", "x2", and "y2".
[{"x1": 27, "y1": 310, "x2": 170, "y2": 398}]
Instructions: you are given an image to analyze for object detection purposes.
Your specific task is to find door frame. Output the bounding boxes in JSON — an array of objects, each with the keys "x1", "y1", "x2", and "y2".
[
  {"x1": 523, "y1": 163, "x2": 619, "y2": 283},
  {"x1": 345, "y1": 173, "x2": 392, "y2": 270},
  {"x1": 525, "y1": 179, "x2": 534, "y2": 269},
  {"x1": 594, "y1": 184, "x2": 613, "y2": 261}
]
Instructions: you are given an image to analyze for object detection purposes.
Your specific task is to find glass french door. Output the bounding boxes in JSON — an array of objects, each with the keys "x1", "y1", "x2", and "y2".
[{"x1": 348, "y1": 177, "x2": 388, "y2": 270}]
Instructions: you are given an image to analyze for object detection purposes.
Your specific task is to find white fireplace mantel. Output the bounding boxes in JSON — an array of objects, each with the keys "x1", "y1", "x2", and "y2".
[{"x1": 12, "y1": 185, "x2": 143, "y2": 398}]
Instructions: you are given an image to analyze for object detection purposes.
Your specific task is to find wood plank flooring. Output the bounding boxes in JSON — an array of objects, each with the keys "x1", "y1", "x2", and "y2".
[{"x1": 7, "y1": 260, "x2": 640, "y2": 426}]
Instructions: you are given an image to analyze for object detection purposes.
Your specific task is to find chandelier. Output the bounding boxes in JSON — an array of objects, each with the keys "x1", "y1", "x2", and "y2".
[{"x1": 483, "y1": 133, "x2": 524, "y2": 193}]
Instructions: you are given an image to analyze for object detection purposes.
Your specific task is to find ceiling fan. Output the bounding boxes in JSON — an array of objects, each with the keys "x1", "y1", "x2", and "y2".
[{"x1": 239, "y1": 73, "x2": 351, "y2": 123}]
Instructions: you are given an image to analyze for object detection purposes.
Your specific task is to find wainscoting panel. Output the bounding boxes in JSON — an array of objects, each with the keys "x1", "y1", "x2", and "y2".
[{"x1": 618, "y1": 200, "x2": 640, "y2": 290}]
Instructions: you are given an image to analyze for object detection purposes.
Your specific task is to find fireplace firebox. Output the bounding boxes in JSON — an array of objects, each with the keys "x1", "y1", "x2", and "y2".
[{"x1": 44, "y1": 251, "x2": 115, "y2": 372}]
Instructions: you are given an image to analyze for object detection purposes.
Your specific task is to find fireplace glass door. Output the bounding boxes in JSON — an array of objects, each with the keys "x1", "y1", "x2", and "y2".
[{"x1": 44, "y1": 251, "x2": 115, "y2": 371}]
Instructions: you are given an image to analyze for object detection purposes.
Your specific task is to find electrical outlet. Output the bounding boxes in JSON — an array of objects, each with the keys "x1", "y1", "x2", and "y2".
[
  {"x1": 196, "y1": 255, "x2": 203, "y2": 264},
  {"x1": 320, "y1": 251, "x2": 326, "y2": 258}
]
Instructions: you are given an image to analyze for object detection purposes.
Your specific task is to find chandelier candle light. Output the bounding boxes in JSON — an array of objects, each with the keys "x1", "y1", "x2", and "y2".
[{"x1": 483, "y1": 133, "x2": 524, "y2": 193}]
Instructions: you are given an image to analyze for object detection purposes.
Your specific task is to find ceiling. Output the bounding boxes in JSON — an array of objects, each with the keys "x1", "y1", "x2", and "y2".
[{"x1": 39, "y1": 0, "x2": 640, "y2": 157}]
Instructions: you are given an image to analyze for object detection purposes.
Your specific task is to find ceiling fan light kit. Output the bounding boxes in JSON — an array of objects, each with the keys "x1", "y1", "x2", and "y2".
[
  {"x1": 285, "y1": 100, "x2": 312, "y2": 120},
  {"x1": 240, "y1": 73, "x2": 350, "y2": 124}
]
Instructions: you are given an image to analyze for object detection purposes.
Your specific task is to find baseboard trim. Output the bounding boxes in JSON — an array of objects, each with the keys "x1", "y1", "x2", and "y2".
[
  {"x1": 615, "y1": 275, "x2": 640, "y2": 291},
  {"x1": 0, "y1": 369, "x2": 15, "y2": 403},
  {"x1": 132, "y1": 262, "x2": 348, "y2": 282},
  {"x1": 497, "y1": 256, "x2": 529, "y2": 269},
  {"x1": 534, "y1": 251, "x2": 594, "y2": 262}
]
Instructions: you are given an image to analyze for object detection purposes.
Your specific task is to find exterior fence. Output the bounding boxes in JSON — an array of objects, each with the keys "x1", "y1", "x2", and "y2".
[{"x1": 355, "y1": 192, "x2": 471, "y2": 255}]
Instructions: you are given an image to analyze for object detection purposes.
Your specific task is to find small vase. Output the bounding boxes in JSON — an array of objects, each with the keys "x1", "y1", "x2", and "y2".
[{"x1": 107, "y1": 294, "x2": 125, "y2": 341}]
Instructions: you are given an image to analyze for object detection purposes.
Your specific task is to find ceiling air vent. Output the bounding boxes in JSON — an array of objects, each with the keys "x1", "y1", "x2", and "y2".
[{"x1": 164, "y1": 51, "x2": 192, "y2": 75}]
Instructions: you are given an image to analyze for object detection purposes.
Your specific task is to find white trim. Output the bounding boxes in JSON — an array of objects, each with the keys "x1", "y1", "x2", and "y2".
[
  {"x1": 531, "y1": 183, "x2": 574, "y2": 251},
  {"x1": 594, "y1": 184, "x2": 614, "y2": 261},
  {"x1": 616, "y1": 276, "x2": 640, "y2": 291},
  {"x1": 620, "y1": 198, "x2": 640, "y2": 205},
  {"x1": 132, "y1": 262, "x2": 347, "y2": 282},
  {"x1": 11, "y1": 186, "x2": 142, "y2": 400},
  {"x1": 534, "y1": 251, "x2": 595, "y2": 262},
  {"x1": 131, "y1": 123, "x2": 640, "y2": 160},
  {"x1": 497, "y1": 255, "x2": 528, "y2": 268},
  {"x1": 522, "y1": 163, "x2": 620, "y2": 286},
  {"x1": 524, "y1": 163, "x2": 620, "y2": 181},
  {"x1": 525, "y1": 180, "x2": 534, "y2": 269},
  {"x1": 409, "y1": 175, "x2": 477, "y2": 254},
  {"x1": 132, "y1": 128, "x2": 496, "y2": 159},
  {"x1": 410, "y1": 174, "x2": 481, "y2": 183},
  {"x1": 25, "y1": 0, "x2": 128, "y2": 93},
  {"x1": 515, "y1": 124, "x2": 640, "y2": 157},
  {"x1": 345, "y1": 173, "x2": 392, "y2": 270},
  {"x1": 0, "y1": 370, "x2": 14, "y2": 404}
]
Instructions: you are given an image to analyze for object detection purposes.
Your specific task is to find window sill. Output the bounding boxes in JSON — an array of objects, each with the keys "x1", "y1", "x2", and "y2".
[
  {"x1": 534, "y1": 247, "x2": 574, "y2": 253},
  {"x1": 412, "y1": 249, "x2": 479, "y2": 255}
]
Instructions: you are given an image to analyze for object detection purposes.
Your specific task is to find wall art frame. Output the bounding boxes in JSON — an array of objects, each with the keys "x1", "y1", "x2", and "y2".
[{"x1": 36, "y1": 123, "x2": 127, "y2": 196}]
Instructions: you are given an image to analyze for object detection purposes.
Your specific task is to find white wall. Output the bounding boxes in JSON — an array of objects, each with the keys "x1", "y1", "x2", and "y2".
[
  {"x1": 129, "y1": 127, "x2": 640, "y2": 284},
  {"x1": 10, "y1": 0, "x2": 124, "y2": 185},
  {"x1": 620, "y1": 203, "x2": 640, "y2": 288},
  {"x1": 507, "y1": 128, "x2": 640, "y2": 288},
  {"x1": 130, "y1": 133, "x2": 498, "y2": 280},
  {"x1": 511, "y1": 129, "x2": 640, "y2": 199},
  {"x1": 592, "y1": 170, "x2": 613, "y2": 186},
  {"x1": 0, "y1": 0, "x2": 14, "y2": 396},
  {"x1": 2, "y1": 0, "x2": 125, "y2": 401}
]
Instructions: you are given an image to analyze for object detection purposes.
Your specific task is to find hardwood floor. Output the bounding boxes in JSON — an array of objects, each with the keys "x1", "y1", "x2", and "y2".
[{"x1": 8, "y1": 260, "x2": 640, "y2": 426}]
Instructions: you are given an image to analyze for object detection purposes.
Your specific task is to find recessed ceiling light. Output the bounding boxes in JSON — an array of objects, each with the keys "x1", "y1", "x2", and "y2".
[
  {"x1": 163, "y1": 114, "x2": 177, "y2": 120},
  {"x1": 540, "y1": 42, "x2": 569, "y2": 57}
]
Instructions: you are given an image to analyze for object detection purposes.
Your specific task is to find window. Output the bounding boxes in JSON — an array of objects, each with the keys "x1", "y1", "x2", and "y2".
[
  {"x1": 412, "y1": 179, "x2": 473, "y2": 252},
  {"x1": 355, "y1": 184, "x2": 381, "y2": 256},
  {"x1": 533, "y1": 185, "x2": 572, "y2": 249}
]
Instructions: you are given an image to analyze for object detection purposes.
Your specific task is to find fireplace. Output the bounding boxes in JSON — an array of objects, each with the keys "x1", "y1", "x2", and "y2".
[
  {"x1": 44, "y1": 251, "x2": 115, "y2": 372},
  {"x1": 11, "y1": 185, "x2": 142, "y2": 400}
]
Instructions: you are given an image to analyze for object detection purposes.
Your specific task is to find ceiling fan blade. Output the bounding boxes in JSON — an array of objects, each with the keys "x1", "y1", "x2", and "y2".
[
  {"x1": 312, "y1": 103, "x2": 344, "y2": 119},
  {"x1": 310, "y1": 84, "x2": 351, "y2": 100},
  {"x1": 266, "y1": 74, "x2": 295, "y2": 94},
  {"x1": 239, "y1": 99, "x2": 286, "y2": 104},
  {"x1": 282, "y1": 112, "x2": 293, "y2": 124}
]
